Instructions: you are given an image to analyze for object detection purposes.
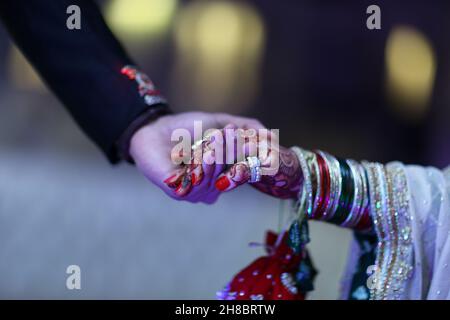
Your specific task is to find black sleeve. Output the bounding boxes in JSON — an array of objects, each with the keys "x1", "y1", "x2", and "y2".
[{"x1": 0, "y1": 0, "x2": 170, "y2": 163}]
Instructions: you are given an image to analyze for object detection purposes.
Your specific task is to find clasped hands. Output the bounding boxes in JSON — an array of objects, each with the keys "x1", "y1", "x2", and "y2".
[{"x1": 129, "y1": 112, "x2": 303, "y2": 204}]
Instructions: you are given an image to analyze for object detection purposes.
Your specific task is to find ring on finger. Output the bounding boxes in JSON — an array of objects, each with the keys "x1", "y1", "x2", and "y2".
[{"x1": 246, "y1": 156, "x2": 262, "y2": 183}]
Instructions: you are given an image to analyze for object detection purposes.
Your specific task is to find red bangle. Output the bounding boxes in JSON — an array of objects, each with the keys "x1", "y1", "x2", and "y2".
[{"x1": 313, "y1": 152, "x2": 330, "y2": 220}]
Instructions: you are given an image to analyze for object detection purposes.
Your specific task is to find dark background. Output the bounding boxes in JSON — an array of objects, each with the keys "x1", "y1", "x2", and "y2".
[{"x1": 0, "y1": 0, "x2": 448, "y2": 299}]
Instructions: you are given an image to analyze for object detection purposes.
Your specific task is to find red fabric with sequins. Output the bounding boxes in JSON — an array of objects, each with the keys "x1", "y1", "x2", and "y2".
[{"x1": 217, "y1": 231, "x2": 305, "y2": 300}]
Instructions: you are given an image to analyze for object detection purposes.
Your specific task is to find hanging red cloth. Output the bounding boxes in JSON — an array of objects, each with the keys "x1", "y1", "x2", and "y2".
[{"x1": 217, "y1": 231, "x2": 313, "y2": 300}]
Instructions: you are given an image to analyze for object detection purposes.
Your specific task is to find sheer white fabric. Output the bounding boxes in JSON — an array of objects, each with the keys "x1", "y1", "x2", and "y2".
[{"x1": 340, "y1": 164, "x2": 450, "y2": 300}]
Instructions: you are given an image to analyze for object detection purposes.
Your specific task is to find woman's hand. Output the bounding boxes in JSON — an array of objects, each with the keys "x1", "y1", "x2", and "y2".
[
  {"x1": 214, "y1": 133, "x2": 303, "y2": 199},
  {"x1": 162, "y1": 126, "x2": 303, "y2": 201}
]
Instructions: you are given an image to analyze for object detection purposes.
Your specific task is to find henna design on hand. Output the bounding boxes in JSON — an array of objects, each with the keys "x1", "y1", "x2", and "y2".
[
  {"x1": 253, "y1": 146, "x2": 303, "y2": 199},
  {"x1": 229, "y1": 162, "x2": 251, "y2": 185}
]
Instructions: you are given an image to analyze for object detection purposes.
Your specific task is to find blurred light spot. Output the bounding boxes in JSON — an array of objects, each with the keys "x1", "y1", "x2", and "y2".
[
  {"x1": 8, "y1": 45, "x2": 46, "y2": 92},
  {"x1": 196, "y1": 3, "x2": 243, "y2": 60},
  {"x1": 172, "y1": 1, "x2": 265, "y2": 112},
  {"x1": 105, "y1": 0, "x2": 178, "y2": 41},
  {"x1": 385, "y1": 25, "x2": 436, "y2": 122}
]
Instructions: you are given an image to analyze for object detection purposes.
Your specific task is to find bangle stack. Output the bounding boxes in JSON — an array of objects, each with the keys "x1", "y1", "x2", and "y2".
[
  {"x1": 285, "y1": 148, "x2": 414, "y2": 300},
  {"x1": 292, "y1": 148, "x2": 373, "y2": 232}
]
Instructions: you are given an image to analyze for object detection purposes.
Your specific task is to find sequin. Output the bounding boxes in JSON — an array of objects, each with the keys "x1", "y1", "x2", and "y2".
[{"x1": 352, "y1": 286, "x2": 369, "y2": 300}]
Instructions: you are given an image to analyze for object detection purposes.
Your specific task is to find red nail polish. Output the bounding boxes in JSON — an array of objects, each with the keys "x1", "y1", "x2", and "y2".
[
  {"x1": 215, "y1": 176, "x2": 230, "y2": 191},
  {"x1": 191, "y1": 173, "x2": 197, "y2": 185},
  {"x1": 164, "y1": 175, "x2": 176, "y2": 184}
]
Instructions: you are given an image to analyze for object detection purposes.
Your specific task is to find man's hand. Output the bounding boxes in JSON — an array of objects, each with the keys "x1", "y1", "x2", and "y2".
[{"x1": 129, "y1": 112, "x2": 264, "y2": 204}]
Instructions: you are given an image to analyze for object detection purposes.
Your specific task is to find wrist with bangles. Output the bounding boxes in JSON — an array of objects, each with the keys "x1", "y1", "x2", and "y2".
[
  {"x1": 236, "y1": 145, "x2": 373, "y2": 231},
  {"x1": 291, "y1": 147, "x2": 373, "y2": 232}
]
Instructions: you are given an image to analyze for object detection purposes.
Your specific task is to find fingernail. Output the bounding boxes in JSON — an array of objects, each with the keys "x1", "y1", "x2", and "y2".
[
  {"x1": 175, "y1": 184, "x2": 182, "y2": 194},
  {"x1": 215, "y1": 176, "x2": 230, "y2": 191},
  {"x1": 164, "y1": 175, "x2": 176, "y2": 184},
  {"x1": 191, "y1": 173, "x2": 197, "y2": 185}
]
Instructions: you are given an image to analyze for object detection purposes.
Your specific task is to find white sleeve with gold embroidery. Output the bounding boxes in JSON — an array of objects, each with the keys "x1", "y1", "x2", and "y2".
[{"x1": 365, "y1": 163, "x2": 450, "y2": 300}]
